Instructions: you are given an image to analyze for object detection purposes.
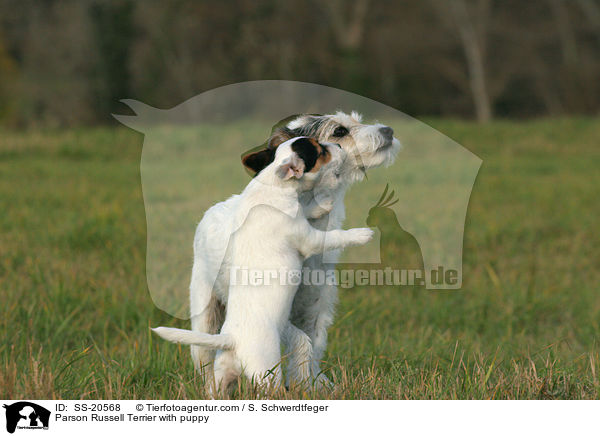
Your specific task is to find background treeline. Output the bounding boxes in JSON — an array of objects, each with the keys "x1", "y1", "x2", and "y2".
[{"x1": 1, "y1": 0, "x2": 599, "y2": 127}]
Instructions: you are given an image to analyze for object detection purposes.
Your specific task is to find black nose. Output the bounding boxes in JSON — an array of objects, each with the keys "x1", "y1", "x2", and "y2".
[{"x1": 379, "y1": 126, "x2": 393, "y2": 139}]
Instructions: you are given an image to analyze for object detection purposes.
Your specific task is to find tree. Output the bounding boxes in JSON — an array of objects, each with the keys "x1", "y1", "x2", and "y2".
[
  {"x1": 430, "y1": 0, "x2": 493, "y2": 122},
  {"x1": 319, "y1": 0, "x2": 371, "y2": 94}
]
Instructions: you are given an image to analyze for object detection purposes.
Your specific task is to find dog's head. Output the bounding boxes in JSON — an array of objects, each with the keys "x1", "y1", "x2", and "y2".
[
  {"x1": 242, "y1": 111, "x2": 400, "y2": 181},
  {"x1": 268, "y1": 137, "x2": 345, "y2": 189}
]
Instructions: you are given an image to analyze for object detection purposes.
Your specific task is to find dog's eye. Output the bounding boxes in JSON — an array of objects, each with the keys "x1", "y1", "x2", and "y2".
[{"x1": 332, "y1": 126, "x2": 349, "y2": 137}]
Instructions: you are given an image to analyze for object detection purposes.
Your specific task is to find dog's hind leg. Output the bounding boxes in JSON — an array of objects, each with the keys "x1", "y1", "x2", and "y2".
[
  {"x1": 190, "y1": 264, "x2": 225, "y2": 380},
  {"x1": 308, "y1": 279, "x2": 337, "y2": 389},
  {"x1": 282, "y1": 323, "x2": 313, "y2": 388},
  {"x1": 291, "y1": 259, "x2": 337, "y2": 390},
  {"x1": 190, "y1": 295, "x2": 224, "y2": 376},
  {"x1": 237, "y1": 331, "x2": 283, "y2": 392},
  {"x1": 210, "y1": 350, "x2": 241, "y2": 397}
]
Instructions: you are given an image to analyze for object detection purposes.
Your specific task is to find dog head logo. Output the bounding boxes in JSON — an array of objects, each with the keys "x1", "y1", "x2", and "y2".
[
  {"x1": 3, "y1": 402, "x2": 50, "y2": 434},
  {"x1": 113, "y1": 81, "x2": 481, "y2": 319}
]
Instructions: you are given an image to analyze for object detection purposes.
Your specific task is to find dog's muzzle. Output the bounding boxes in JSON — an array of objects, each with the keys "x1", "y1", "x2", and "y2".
[{"x1": 377, "y1": 127, "x2": 395, "y2": 150}]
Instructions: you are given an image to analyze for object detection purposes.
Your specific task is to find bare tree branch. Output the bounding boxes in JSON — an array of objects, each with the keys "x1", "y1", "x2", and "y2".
[
  {"x1": 432, "y1": 0, "x2": 492, "y2": 122},
  {"x1": 323, "y1": 0, "x2": 370, "y2": 50},
  {"x1": 550, "y1": 0, "x2": 579, "y2": 65}
]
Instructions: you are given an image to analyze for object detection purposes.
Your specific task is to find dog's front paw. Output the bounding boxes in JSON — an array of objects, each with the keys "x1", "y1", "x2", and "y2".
[
  {"x1": 314, "y1": 192, "x2": 334, "y2": 212},
  {"x1": 346, "y1": 227, "x2": 374, "y2": 246},
  {"x1": 306, "y1": 193, "x2": 334, "y2": 219}
]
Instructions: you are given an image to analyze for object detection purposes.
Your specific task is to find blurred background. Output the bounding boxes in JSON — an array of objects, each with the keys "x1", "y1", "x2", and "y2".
[
  {"x1": 1, "y1": 0, "x2": 600, "y2": 399},
  {"x1": 1, "y1": 0, "x2": 599, "y2": 127}
]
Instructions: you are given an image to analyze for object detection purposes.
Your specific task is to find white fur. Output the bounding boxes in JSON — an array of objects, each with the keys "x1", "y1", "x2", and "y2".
[
  {"x1": 154, "y1": 138, "x2": 374, "y2": 392},
  {"x1": 188, "y1": 112, "x2": 401, "y2": 389}
]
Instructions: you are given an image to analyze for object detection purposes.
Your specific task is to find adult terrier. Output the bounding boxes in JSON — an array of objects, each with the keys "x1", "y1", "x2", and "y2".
[{"x1": 189, "y1": 111, "x2": 401, "y2": 388}]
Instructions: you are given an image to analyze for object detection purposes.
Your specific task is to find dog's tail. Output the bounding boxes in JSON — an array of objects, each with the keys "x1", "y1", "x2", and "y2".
[{"x1": 152, "y1": 327, "x2": 234, "y2": 350}]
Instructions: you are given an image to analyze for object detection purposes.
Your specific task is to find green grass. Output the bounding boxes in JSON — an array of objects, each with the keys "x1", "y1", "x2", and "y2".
[{"x1": 1, "y1": 118, "x2": 599, "y2": 399}]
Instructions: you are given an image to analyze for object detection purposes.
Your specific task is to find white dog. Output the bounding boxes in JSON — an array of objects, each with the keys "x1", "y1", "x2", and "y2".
[
  {"x1": 153, "y1": 137, "x2": 373, "y2": 391},
  {"x1": 187, "y1": 111, "x2": 401, "y2": 388}
]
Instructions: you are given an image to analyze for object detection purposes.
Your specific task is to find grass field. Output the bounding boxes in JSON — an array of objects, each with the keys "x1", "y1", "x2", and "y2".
[{"x1": 1, "y1": 118, "x2": 599, "y2": 399}]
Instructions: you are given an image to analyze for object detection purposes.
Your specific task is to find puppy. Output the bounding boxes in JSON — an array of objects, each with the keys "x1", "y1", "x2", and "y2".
[
  {"x1": 153, "y1": 137, "x2": 373, "y2": 392},
  {"x1": 191, "y1": 112, "x2": 401, "y2": 387}
]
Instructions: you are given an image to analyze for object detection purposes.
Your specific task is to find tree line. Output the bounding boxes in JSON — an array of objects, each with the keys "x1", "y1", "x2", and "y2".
[{"x1": 0, "y1": 0, "x2": 599, "y2": 127}]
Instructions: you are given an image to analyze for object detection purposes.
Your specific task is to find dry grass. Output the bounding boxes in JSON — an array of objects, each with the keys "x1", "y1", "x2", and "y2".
[{"x1": 1, "y1": 118, "x2": 599, "y2": 399}]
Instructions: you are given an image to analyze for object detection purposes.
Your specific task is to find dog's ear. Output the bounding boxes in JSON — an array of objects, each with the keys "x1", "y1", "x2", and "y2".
[
  {"x1": 276, "y1": 153, "x2": 305, "y2": 180},
  {"x1": 268, "y1": 129, "x2": 293, "y2": 149},
  {"x1": 242, "y1": 148, "x2": 275, "y2": 175},
  {"x1": 241, "y1": 129, "x2": 293, "y2": 176}
]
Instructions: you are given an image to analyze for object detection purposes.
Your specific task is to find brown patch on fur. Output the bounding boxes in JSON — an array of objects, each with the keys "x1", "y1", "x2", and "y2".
[
  {"x1": 307, "y1": 138, "x2": 332, "y2": 173},
  {"x1": 207, "y1": 294, "x2": 225, "y2": 334}
]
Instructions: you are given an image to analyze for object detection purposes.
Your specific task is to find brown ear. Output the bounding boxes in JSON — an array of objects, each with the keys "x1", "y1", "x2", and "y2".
[
  {"x1": 241, "y1": 128, "x2": 293, "y2": 176},
  {"x1": 242, "y1": 148, "x2": 276, "y2": 175},
  {"x1": 267, "y1": 129, "x2": 292, "y2": 149}
]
